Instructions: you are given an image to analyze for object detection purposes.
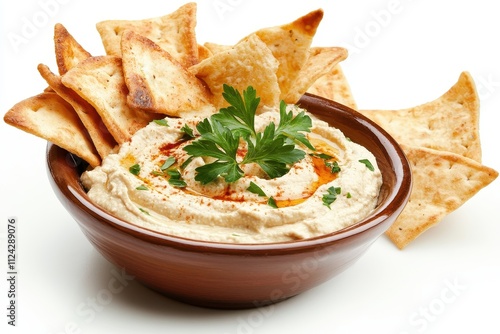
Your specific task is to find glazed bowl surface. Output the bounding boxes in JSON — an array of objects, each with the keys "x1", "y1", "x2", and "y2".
[{"x1": 46, "y1": 93, "x2": 411, "y2": 309}]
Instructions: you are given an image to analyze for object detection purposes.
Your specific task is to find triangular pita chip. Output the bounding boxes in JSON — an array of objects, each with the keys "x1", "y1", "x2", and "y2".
[
  {"x1": 38, "y1": 64, "x2": 117, "y2": 159},
  {"x1": 54, "y1": 23, "x2": 92, "y2": 75},
  {"x1": 61, "y1": 55, "x2": 158, "y2": 144},
  {"x1": 359, "y1": 72, "x2": 481, "y2": 162},
  {"x1": 96, "y1": 2, "x2": 199, "y2": 67},
  {"x1": 386, "y1": 145, "x2": 498, "y2": 249},
  {"x1": 121, "y1": 30, "x2": 214, "y2": 116},
  {"x1": 190, "y1": 34, "x2": 280, "y2": 110},
  {"x1": 3, "y1": 92, "x2": 100, "y2": 167},
  {"x1": 285, "y1": 46, "x2": 348, "y2": 103},
  {"x1": 307, "y1": 64, "x2": 358, "y2": 110},
  {"x1": 248, "y1": 9, "x2": 323, "y2": 101}
]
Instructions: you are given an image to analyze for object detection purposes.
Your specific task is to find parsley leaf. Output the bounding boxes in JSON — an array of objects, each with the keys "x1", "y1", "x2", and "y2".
[
  {"x1": 275, "y1": 100, "x2": 315, "y2": 150},
  {"x1": 212, "y1": 85, "x2": 259, "y2": 139},
  {"x1": 181, "y1": 124, "x2": 195, "y2": 138},
  {"x1": 167, "y1": 169, "x2": 187, "y2": 188},
  {"x1": 129, "y1": 163, "x2": 141, "y2": 175},
  {"x1": 182, "y1": 85, "x2": 314, "y2": 184},
  {"x1": 267, "y1": 197, "x2": 278, "y2": 208},
  {"x1": 183, "y1": 119, "x2": 243, "y2": 184},
  {"x1": 359, "y1": 159, "x2": 375, "y2": 171},
  {"x1": 153, "y1": 119, "x2": 169, "y2": 126},
  {"x1": 326, "y1": 161, "x2": 341, "y2": 173},
  {"x1": 247, "y1": 181, "x2": 267, "y2": 197},
  {"x1": 322, "y1": 186, "x2": 341, "y2": 209},
  {"x1": 161, "y1": 156, "x2": 176, "y2": 171},
  {"x1": 242, "y1": 124, "x2": 305, "y2": 179}
]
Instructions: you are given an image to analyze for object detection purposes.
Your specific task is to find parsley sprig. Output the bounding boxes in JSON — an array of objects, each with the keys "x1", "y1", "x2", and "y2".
[{"x1": 183, "y1": 85, "x2": 314, "y2": 184}]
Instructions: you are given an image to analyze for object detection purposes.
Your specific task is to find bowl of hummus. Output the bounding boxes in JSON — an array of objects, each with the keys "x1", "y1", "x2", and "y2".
[{"x1": 47, "y1": 93, "x2": 411, "y2": 309}]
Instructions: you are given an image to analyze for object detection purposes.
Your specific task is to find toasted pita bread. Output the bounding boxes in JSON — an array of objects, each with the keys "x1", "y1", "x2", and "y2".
[
  {"x1": 386, "y1": 145, "x2": 498, "y2": 249},
  {"x1": 121, "y1": 30, "x2": 214, "y2": 116},
  {"x1": 38, "y1": 64, "x2": 117, "y2": 159},
  {"x1": 54, "y1": 23, "x2": 92, "y2": 75},
  {"x1": 190, "y1": 34, "x2": 280, "y2": 110},
  {"x1": 307, "y1": 64, "x2": 358, "y2": 110},
  {"x1": 359, "y1": 72, "x2": 481, "y2": 162},
  {"x1": 96, "y1": 2, "x2": 199, "y2": 67},
  {"x1": 61, "y1": 55, "x2": 158, "y2": 144},
  {"x1": 249, "y1": 9, "x2": 323, "y2": 102},
  {"x1": 285, "y1": 47, "x2": 348, "y2": 103},
  {"x1": 3, "y1": 92, "x2": 100, "y2": 167}
]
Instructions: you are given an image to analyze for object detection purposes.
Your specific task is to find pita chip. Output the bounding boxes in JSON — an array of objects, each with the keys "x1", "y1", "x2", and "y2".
[
  {"x1": 121, "y1": 30, "x2": 214, "y2": 116},
  {"x1": 359, "y1": 72, "x2": 481, "y2": 162},
  {"x1": 249, "y1": 8, "x2": 324, "y2": 101},
  {"x1": 3, "y1": 92, "x2": 100, "y2": 167},
  {"x1": 190, "y1": 34, "x2": 280, "y2": 110},
  {"x1": 38, "y1": 64, "x2": 117, "y2": 159},
  {"x1": 386, "y1": 145, "x2": 498, "y2": 249},
  {"x1": 285, "y1": 46, "x2": 348, "y2": 103},
  {"x1": 307, "y1": 64, "x2": 358, "y2": 110},
  {"x1": 61, "y1": 55, "x2": 158, "y2": 144},
  {"x1": 96, "y1": 2, "x2": 199, "y2": 67},
  {"x1": 54, "y1": 23, "x2": 92, "y2": 75}
]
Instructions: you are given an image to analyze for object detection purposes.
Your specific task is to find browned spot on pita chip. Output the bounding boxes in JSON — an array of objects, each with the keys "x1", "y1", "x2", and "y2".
[
  {"x1": 38, "y1": 63, "x2": 117, "y2": 159},
  {"x1": 121, "y1": 30, "x2": 214, "y2": 117},
  {"x1": 359, "y1": 72, "x2": 481, "y2": 162},
  {"x1": 96, "y1": 2, "x2": 199, "y2": 67},
  {"x1": 386, "y1": 145, "x2": 498, "y2": 249},
  {"x1": 54, "y1": 23, "x2": 92, "y2": 75},
  {"x1": 3, "y1": 92, "x2": 100, "y2": 167},
  {"x1": 61, "y1": 55, "x2": 158, "y2": 144}
]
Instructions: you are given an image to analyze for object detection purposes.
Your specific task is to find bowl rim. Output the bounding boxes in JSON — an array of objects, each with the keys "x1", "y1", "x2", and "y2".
[{"x1": 46, "y1": 93, "x2": 412, "y2": 254}]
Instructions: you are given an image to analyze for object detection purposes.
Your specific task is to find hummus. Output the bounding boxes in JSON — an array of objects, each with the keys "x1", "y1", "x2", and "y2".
[{"x1": 81, "y1": 105, "x2": 382, "y2": 243}]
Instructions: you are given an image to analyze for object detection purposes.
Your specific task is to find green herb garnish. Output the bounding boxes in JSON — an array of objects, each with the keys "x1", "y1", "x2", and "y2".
[
  {"x1": 183, "y1": 85, "x2": 314, "y2": 184},
  {"x1": 247, "y1": 181, "x2": 279, "y2": 208},
  {"x1": 326, "y1": 161, "x2": 341, "y2": 173},
  {"x1": 181, "y1": 124, "x2": 195, "y2": 138},
  {"x1": 129, "y1": 163, "x2": 141, "y2": 175},
  {"x1": 153, "y1": 119, "x2": 169, "y2": 126},
  {"x1": 136, "y1": 185, "x2": 148, "y2": 190},
  {"x1": 167, "y1": 169, "x2": 187, "y2": 188},
  {"x1": 247, "y1": 181, "x2": 267, "y2": 197},
  {"x1": 322, "y1": 186, "x2": 341, "y2": 209},
  {"x1": 139, "y1": 208, "x2": 150, "y2": 215},
  {"x1": 160, "y1": 156, "x2": 176, "y2": 171},
  {"x1": 267, "y1": 197, "x2": 278, "y2": 208},
  {"x1": 359, "y1": 159, "x2": 375, "y2": 171}
]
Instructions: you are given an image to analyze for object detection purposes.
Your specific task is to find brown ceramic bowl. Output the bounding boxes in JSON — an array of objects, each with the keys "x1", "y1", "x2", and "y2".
[{"x1": 46, "y1": 94, "x2": 411, "y2": 309}]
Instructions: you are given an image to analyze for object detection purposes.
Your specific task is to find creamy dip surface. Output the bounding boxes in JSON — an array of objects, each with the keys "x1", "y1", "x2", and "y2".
[{"x1": 81, "y1": 105, "x2": 383, "y2": 243}]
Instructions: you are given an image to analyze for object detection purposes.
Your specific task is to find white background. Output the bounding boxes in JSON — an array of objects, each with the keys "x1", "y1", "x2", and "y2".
[{"x1": 1, "y1": 0, "x2": 499, "y2": 333}]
